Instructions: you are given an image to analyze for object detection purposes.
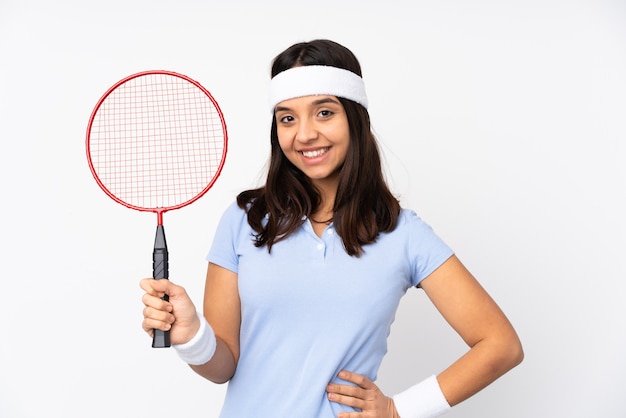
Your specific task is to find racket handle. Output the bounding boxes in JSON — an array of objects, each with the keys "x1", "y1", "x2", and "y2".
[{"x1": 152, "y1": 225, "x2": 171, "y2": 348}]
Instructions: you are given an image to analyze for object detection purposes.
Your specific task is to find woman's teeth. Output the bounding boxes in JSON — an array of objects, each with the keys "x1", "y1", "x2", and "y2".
[{"x1": 301, "y1": 147, "x2": 329, "y2": 158}]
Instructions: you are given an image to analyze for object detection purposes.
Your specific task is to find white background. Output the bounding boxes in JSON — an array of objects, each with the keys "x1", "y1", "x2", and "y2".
[{"x1": 1, "y1": 0, "x2": 625, "y2": 417}]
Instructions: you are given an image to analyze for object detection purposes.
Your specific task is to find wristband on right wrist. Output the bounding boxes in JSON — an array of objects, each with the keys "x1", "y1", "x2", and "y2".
[
  {"x1": 392, "y1": 375, "x2": 451, "y2": 418},
  {"x1": 172, "y1": 312, "x2": 217, "y2": 366}
]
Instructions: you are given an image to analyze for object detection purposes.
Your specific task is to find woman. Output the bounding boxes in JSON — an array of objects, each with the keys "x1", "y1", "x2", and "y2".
[{"x1": 140, "y1": 39, "x2": 523, "y2": 418}]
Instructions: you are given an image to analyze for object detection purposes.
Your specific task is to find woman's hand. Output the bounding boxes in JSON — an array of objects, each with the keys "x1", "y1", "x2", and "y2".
[
  {"x1": 327, "y1": 370, "x2": 400, "y2": 418},
  {"x1": 139, "y1": 278, "x2": 200, "y2": 345}
]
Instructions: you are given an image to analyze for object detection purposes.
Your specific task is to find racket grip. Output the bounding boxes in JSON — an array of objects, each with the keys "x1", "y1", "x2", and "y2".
[{"x1": 152, "y1": 225, "x2": 171, "y2": 348}]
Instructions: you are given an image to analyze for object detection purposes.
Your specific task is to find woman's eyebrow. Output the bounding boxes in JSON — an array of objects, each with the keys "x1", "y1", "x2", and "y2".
[
  {"x1": 311, "y1": 97, "x2": 341, "y2": 106},
  {"x1": 274, "y1": 105, "x2": 290, "y2": 113}
]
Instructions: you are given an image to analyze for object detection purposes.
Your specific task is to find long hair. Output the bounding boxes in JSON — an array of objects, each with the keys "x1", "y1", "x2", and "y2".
[{"x1": 237, "y1": 39, "x2": 400, "y2": 256}]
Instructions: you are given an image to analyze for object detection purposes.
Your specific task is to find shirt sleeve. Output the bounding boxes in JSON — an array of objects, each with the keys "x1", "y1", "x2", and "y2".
[
  {"x1": 404, "y1": 210, "x2": 455, "y2": 287},
  {"x1": 206, "y1": 201, "x2": 247, "y2": 274}
]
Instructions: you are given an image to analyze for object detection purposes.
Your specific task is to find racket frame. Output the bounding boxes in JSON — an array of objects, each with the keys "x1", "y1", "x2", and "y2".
[{"x1": 85, "y1": 70, "x2": 228, "y2": 225}]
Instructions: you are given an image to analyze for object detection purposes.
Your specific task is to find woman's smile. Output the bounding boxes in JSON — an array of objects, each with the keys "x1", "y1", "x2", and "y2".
[{"x1": 300, "y1": 146, "x2": 331, "y2": 159}]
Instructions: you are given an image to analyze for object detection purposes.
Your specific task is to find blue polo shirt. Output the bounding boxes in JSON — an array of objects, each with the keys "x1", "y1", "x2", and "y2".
[{"x1": 207, "y1": 202, "x2": 454, "y2": 417}]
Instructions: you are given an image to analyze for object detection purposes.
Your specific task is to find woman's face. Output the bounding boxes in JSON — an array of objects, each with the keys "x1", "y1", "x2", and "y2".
[{"x1": 274, "y1": 95, "x2": 350, "y2": 189}]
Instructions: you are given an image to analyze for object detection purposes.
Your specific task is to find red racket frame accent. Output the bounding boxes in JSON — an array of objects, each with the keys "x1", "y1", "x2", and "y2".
[{"x1": 85, "y1": 70, "x2": 228, "y2": 225}]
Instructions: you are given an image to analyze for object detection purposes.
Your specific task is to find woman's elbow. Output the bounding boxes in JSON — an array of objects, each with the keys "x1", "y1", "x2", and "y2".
[
  {"x1": 510, "y1": 335, "x2": 524, "y2": 368},
  {"x1": 496, "y1": 330, "x2": 524, "y2": 374}
]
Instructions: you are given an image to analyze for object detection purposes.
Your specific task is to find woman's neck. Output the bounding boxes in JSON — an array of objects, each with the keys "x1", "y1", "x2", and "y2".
[
  {"x1": 312, "y1": 184, "x2": 336, "y2": 222},
  {"x1": 311, "y1": 174, "x2": 338, "y2": 203}
]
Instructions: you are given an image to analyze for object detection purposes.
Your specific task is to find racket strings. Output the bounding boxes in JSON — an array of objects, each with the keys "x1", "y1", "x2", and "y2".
[{"x1": 89, "y1": 73, "x2": 226, "y2": 209}]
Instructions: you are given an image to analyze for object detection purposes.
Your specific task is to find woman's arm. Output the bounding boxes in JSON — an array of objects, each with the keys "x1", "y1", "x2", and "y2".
[
  {"x1": 325, "y1": 255, "x2": 522, "y2": 417},
  {"x1": 419, "y1": 255, "x2": 524, "y2": 406},
  {"x1": 189, "y1": 262, "x2": 241, "y2": 383}
]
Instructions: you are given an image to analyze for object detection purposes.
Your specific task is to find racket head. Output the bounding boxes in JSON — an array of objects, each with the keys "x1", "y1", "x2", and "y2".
[{"x1": 85, "y1": 70, "x2": 228, "y2": 222}]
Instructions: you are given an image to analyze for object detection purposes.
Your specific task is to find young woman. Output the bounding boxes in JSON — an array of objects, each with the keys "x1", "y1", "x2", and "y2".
[{"x1": 140, "y1": 39, "x2": 523, "y2": 418}]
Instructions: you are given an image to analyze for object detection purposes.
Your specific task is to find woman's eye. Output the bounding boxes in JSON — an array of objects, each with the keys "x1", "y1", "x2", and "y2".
[
  {"x1": 279, "y1": 115, "x2": 293, "y2": 123},
  {"x1": 319, "y1": 110, "x2": 333, "y2": 117}
]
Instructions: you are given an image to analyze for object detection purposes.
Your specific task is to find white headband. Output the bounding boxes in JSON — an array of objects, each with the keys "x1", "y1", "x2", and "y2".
[{"x1": 268, "y1": 65, "x2": 368, "y2": 113}]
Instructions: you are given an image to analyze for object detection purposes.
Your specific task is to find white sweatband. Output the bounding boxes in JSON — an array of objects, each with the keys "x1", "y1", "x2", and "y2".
[
  {"x1": 392, "y1": 375, "x2": 451, "y2": 418},
  {"x1": 268, "y1": 65, "x2": 368, "y2": 113},
  {"x1": 172, "y1": 312, "x2": 217, "y2": 366}
]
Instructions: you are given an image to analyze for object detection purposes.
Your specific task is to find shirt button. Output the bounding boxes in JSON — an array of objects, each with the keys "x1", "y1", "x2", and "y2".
[
  {"x1": 327, "y1": 229, "x2": 334, "y2": 235},
  {"x1": 316, "y1": 243, "x2": 324, "y2": 250}
]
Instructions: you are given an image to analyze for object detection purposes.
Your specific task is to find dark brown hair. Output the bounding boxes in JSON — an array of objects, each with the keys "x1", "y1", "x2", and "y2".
[{"x1": 237, "y1": 39, "x2": 400, "y2": 256}]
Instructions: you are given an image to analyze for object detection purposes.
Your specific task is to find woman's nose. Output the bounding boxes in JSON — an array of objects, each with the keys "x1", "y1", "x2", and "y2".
[{"x1": 295, "y1": 119, "x2": 318, "y2": 143}]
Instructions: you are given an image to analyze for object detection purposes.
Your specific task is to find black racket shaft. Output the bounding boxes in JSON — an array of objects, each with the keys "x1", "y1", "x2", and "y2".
[{"x1": 152, "y1": 225, "x2": 171, "y2": 348}]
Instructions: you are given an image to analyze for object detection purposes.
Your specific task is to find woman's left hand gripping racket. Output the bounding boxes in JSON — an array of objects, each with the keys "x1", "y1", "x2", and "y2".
[{"x1": 86, "y1": 70, "x2": 227, "y2": 348}]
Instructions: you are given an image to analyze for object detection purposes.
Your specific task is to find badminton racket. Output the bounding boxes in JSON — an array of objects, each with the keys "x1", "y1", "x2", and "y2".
[{"x1": 86, "y1": 70, "x2": 227, "y2": 348}]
